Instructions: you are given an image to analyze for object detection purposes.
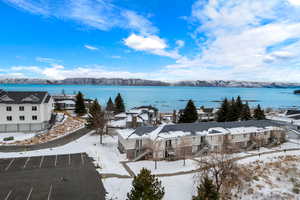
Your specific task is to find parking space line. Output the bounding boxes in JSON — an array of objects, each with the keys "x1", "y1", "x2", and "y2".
[
  {"x1": 23, "y1": 157, "x2": 30, "y2": 169},
  {"x1": 54, "y1": 155, "x2": 57, "y2": 167},
  {"x1": 26, "y1": 187, "x2": 33, "y2": 200},
  {"x1": 47, "y1": 185, "x2": 53, "y2": 200},
  {"x1": 4, "y1": 190, "x2": 12, "y2": 200},
  {"x1": 68, "y1": 154, "x2": 71, "y2": 166},
  {"x1": 5, "y1": 158, "x2": 15, "y2": 171},
  {"x1": 39, "y1": 156, "x2": 44, "y2": 168}
]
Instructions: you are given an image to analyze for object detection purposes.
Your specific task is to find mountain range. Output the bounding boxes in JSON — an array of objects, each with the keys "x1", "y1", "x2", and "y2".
[{"x1": 0, "y1": 78, "x2": 300, "y2": 88}]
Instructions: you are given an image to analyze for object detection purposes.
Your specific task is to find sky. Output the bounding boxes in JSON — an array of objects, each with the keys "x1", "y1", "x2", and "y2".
[{"x1": 1, "y1": 0, "x2": 300, "y2": 82}]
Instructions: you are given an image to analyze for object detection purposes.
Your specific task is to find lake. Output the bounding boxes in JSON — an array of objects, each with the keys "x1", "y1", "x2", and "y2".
[{"x1": 1, "y1": 84, "x2": 300, "y2": 112}]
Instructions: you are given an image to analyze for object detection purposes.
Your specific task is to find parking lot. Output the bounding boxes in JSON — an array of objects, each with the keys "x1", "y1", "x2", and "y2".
[{"x1": 0, "y1": 153, "x2": 106, "y2": 200}]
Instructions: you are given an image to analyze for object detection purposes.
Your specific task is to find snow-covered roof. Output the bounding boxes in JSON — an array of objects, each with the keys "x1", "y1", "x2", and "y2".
[
  {"x1": 118, "y1": 120, "x2": 283, "y2": 140},
  {"x1": 57, "y1": 100, "x2": 75, "y2": 104}
]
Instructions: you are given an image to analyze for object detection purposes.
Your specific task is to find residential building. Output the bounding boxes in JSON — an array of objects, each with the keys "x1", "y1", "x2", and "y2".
[
  {"x1": 110, "y1": 106, "x2": 159, "y2": 128},
  {"x1": 117, "y1": 120, "x2": 286, "y2": 160},
  {"x1": 0, "y1": 90, "x2": 54, "y2": 132}
]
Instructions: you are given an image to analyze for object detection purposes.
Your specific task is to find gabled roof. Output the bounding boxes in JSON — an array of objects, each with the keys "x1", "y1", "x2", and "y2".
[
  {"x1": 127, "y1": 120, "x2": 281, "y2": 139},
  {"x1": 159, "y1": 120, "x2": 279, "y2": 133},
  {"x1": 0, "y1": 90, "x2": 51, "y2": 104}
]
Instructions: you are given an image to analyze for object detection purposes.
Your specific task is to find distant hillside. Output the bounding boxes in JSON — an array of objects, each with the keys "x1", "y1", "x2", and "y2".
[{"x1": 0, "y1": 78, "x2": 300, "y2": 88}]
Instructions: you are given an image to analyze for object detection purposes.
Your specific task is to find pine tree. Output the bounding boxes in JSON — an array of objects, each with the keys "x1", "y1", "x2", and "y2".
[
  {"x1": 216, "y1": 98, "x2": 229, "y2": 122},
  {"x1": 253, "y1": 104, "x2": 266, "y2": 120},
  {"x1": 178, "y1": 100, "x2": 198, "y2": 123},
  {"x1": 75, "y1": 91, "x2": 86, "y2": 116},
  {"x1": 235, "y1": 96, "x2": 243, "y2": 118},
  {"x1": 114, "y1": 93, "x2": 125, "y2": 114},
  {"x1": 240, "y1": 102, "x2": 252, "y2": 121},
  {"x1": 226, "y1": 98, "x2": 239, "y2": 121},
  {"x1": 86, "y1": 99, "x2": 107, "y2": 144},
  {"x1": 127, "y1": 168, "x2": 165, "y2": 200},
  {"x1": 193, "y1": 176, "x2": 219, "y2": 200},
  {"x1": 106, "y1": 97, "x2": 114, "y2": 111}
]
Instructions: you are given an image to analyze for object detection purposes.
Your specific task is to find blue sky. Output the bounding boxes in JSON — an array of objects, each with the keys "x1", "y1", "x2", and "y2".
[{"x1": 1, "y1": 0, "x2": 300, "y2": 82}]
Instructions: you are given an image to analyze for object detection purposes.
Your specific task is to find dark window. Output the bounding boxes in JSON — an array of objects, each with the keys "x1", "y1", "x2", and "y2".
[
  {"x1": 32, "y1": 106, "x2": 37, "y2": 111},
  {"x1": 32, "y1": 115, "x2": 37, "y2": 120},
  {"x1": 19, "y1": 116, "x2": 25, "y2": 121},
  {"x1": 6, "y1": 106, "x2": 12, "y2": 111},
  {"x1": 19, "y1": 106, "x2": 24, "y2": 111},
  {"x1": 6, "y1": 116, "x2": 12, "y2": 121}
]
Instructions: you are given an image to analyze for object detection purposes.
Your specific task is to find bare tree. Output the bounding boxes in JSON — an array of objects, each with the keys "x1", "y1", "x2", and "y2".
[
  {"x1": 86, "y1": 99, "x2": 108, "y2": 144},
  {"x1": 197, "y1": 140, "x2": 242, "y2": 198}
]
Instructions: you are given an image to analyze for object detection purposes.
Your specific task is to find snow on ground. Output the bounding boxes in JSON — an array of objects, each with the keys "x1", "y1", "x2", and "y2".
[
  {"x1": 237, "y1": 149, "x2": 300, "y2": 164},
  {"x1": 0, "y1": 133, "x2": 36, "y2": 144},
  {"x1": 0, "y1": 132, "x2": 129, "y2": 176},
  {"x1": 0, "y1": 130, "x2": 300, "y2": 200},
  {"x1": 103, "y1": 174, "x2": 196, "y2": 200},
  {"x1": 127, "y1": 159, "x2": 199, "y2": 175}
]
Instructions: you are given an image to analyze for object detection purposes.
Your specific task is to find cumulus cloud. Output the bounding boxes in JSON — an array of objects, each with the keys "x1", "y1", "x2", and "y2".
[
  {"x1": 8, "y1": 64, "x2": 150, "y2": 80},
  {"x1": 84, "y1": 45, "x2": 98, "y2": 51},
  {"x1": 157, "y1": 0, "x2": 300, "y2": 82},
  {"x1": 123, "y1": 34, "x2": 182, "y2": 59}
]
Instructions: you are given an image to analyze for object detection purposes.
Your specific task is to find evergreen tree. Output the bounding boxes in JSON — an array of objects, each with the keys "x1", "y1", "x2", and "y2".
[
  {"x1": 75, "y1": 91, "x2": 86, "y2": 116},
  {"x1": 216, "y1": 98, "x2": 229, "y2": 122},
  {"x1": 240, "y1": 102, "x2": 252, "y2": 121},
  {"x1": 253, "y1": 104, "x2": 266, "y2": 120},
  {"x1": 86, "y1": 99, "x2": 107, "y2": 144},
  {"x1": 226, "y1": 98, "x2": 239, "y2": 121},
  {"x1": 193, "y1": 176, "x2": 219, "y2": 200},
  {"x1": 127, "y1": 168, "x2": 165, "y2": 200},
  {"x1": 235, "y1": 96, "x2": 243, "y2": 118},
  {"x1": 106, "y1": 97, "x2": 114, "y2": 111},
  {"x1": 178, "y1": 100, "x2": 198, "y2": 123},
  {"x1": 114, "y1": 93, "x2": 125, "y2": 114}
]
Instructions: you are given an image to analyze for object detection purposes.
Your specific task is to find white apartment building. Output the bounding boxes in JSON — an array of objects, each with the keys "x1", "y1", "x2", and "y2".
[{"x1": 0, "y1": 90, "x2": 54, "y2": 132}]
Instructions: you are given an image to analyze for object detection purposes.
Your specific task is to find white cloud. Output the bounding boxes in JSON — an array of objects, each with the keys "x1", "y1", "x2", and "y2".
[
  {"x1": 11, "y1": 65, "x2": 42, "y2": 73},
  {"x1": 124, "y1": 34, "x2": 166, "y2": 51},
  {"x1": 84, "y1": 45, "x2": 98, "y2": 51},
  {"x1": 123, "y1": 34, "x2": 182, "y2": 59},
  {"x1": 111, "y1": 55, "x2": 122, "y2": 59},
  {"x1": 8, "y1": 64, "x2": 149, "y2": 80},
  {"x1": 288, "y1": 0, "x2": 300, "y2": 6},
  {"x1": 155, "y1": 0, "x2": 300, "y2": 82},
  {"x1": 4, "y1": 0, "x2": 157, "y2": 35},
  {"x1": 36, "y1": 57, "x2": 61, "y2": 64}
]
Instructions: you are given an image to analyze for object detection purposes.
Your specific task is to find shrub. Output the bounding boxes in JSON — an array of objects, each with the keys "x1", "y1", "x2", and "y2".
[
  {"x1": 292, "y1": 187, "x2": 300, "y2": 194},
  {"x1": 3, "y1": 136, "x2": 14, "y2": 141}
]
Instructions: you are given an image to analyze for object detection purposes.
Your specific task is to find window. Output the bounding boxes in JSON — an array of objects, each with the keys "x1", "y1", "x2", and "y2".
[
  {"x1": 19, "y1": 106, "x2": 24, "y2": 111},
  {"x1": 6, "y1": 106, "x2": 12, "y2": 111},
  {"x1": 32, "y1": 106, "x2": 37, "y2": 111},
  {"x1": 6, "y1": 116, "x2": 12, "y2": 121},
  {"x1": 32, "y1": 115, "x2": 37, "y2": 120},
  {"x1": 19, "y1": 116, "x2": 25, "y2": 121}
]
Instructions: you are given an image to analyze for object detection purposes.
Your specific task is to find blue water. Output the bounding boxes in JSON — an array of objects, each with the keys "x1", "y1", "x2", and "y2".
[{"x1": 1, "y1": 84, "x2": 300, "y2": 112}]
